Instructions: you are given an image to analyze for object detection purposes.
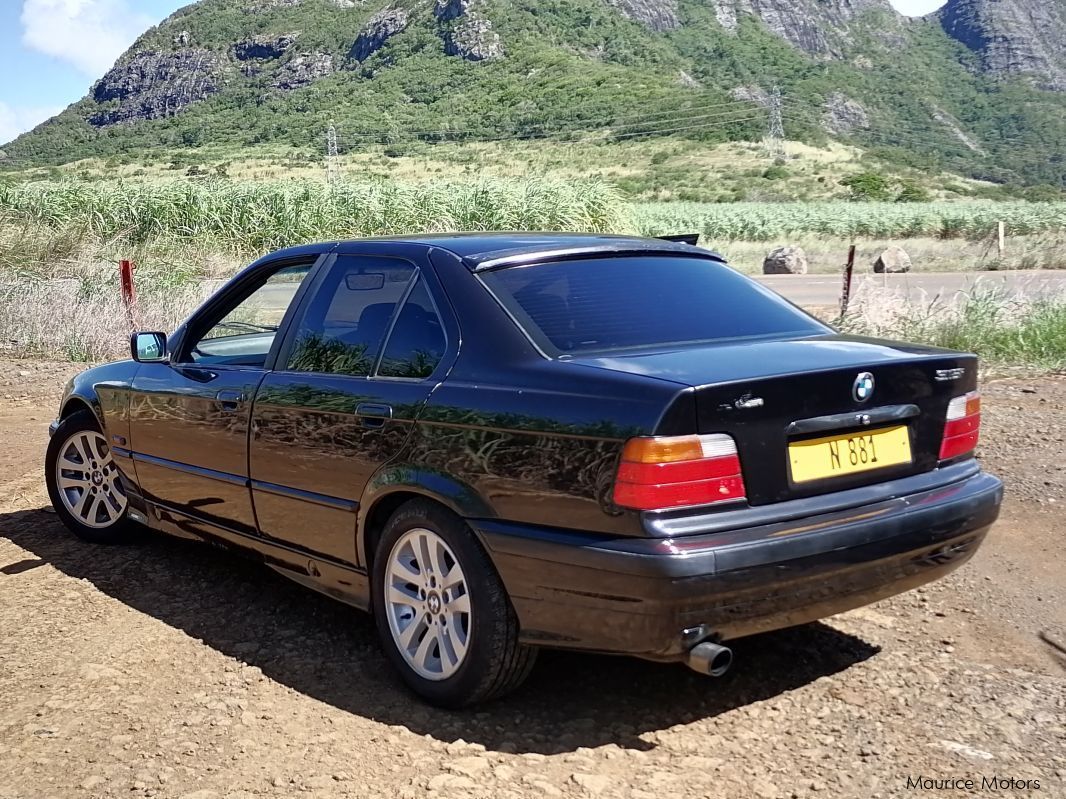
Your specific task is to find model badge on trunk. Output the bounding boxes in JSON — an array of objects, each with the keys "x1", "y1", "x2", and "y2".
[
  {"x1": 935, "y1": 368, "x2": 966, "y2": 382},
  {"x1": 734, "y1": 394, "x2": 764, "y2": 410}
]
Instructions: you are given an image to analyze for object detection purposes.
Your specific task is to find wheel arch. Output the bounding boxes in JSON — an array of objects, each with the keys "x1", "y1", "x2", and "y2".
[
  {"x1": 358, "y1": 467, "x2": 496, "y2": 570},
  {"x1": 60, "y1": 395, "x2": 101, "y2": 425}
]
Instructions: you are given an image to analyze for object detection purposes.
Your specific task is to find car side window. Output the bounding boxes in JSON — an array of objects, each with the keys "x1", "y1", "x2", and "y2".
[
  {"x1": 285, "y1": 255, "x2": 415, "y2": 377},
  {"x1": 377, "y1": 276, "x2": 446, "y2": 380},
  {"x1": 184, "y1": 263, "x2": 313, "y2": 367}
]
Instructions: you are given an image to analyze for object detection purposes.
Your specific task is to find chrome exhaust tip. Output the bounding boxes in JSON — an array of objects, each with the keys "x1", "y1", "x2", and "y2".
[{"x1": 687, "y1": 641, "x2": 733, "y2": 677}]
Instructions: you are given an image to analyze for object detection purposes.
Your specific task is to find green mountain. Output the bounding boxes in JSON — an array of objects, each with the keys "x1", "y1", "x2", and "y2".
[{"x1": 2, "y1": 0, "x2": 1064, "y2": 190}]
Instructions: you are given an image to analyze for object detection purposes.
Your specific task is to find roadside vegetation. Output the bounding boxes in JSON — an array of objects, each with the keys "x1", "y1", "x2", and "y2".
[
  {"x1": 1, "y1": 175, "x2": 1064, "y2": 367},
  {"x1": 632, "y1": 201, "x2": 1066, "y2": 242},
  {"x1": 0, "y1": 178, "x2": 629, "y2": 252},
  {"x1": 7, "y1": 138, "x2": 1060, "y2": 205},
  {"x1": 842, "y1": 281, "x2": 1066, "y2": 372}
]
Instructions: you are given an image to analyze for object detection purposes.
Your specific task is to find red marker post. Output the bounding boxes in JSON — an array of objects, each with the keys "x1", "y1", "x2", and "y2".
[{"x1": 119, "y1": 259, "x2": 137, "y2": 332}]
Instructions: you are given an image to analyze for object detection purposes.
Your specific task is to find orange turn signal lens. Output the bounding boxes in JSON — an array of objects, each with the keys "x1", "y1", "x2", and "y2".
[
  {"x1": 940, "y1": 391, "x2": 981, "y2": 461},
  {"x1": 621, "y1": 435, "x2": 705, "y2": 464},
  {"x1": 946, "y1": 391, "x2": 981, "y2": 421}
]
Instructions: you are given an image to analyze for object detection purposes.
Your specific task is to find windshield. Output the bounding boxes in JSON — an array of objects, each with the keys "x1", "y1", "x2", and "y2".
[{"x1": 480, "y1": 255, "x2": 828, "y2": 356}]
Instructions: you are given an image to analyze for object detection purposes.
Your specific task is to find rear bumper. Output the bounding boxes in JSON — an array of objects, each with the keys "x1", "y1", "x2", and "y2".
[{"x1": 472, "y1": 466, "x2": 1003, "y2": 659}]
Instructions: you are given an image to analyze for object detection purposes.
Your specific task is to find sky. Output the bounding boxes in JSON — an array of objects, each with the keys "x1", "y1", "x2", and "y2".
[{"x1": 0, "y1": 0, "x2": 950, "y2": 146}]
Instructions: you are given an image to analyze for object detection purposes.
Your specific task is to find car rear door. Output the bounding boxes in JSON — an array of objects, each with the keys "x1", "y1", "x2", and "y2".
[
  {"x1": 128, "y1": 256, "x2": 320, "y2": 536},
  {"x1": 248, "y1": 251, "x2": 455, "y2": 565}
]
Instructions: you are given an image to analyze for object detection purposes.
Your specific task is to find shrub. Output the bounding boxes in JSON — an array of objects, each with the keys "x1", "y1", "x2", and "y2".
[
  {"x1": 841, "y1": 171, "x2": 894, "y2": 201},
  {"x1": 896, "y1": 182, "x2": 931, "y2": 203}
]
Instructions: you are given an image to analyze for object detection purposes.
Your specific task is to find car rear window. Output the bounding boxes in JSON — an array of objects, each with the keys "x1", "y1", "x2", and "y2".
[{"x1": 480, "y1": 255, "x2": 828, "y2": 355}]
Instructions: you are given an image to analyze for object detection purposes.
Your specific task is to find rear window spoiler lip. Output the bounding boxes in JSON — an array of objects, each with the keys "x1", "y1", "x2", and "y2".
[
  {"x1": 656, "y1": 233, "x2": 701, "y2": 246},
  {"x1": 465, "y1": 241, "x2": 726, "y2": 272}
]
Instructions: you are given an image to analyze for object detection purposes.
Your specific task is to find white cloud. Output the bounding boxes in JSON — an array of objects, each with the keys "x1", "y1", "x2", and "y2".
[
  {"x1": 889, "y1": 0, "x2": 947, "y2": 16},
  {"x1": 0, "y1": 101, "x2": 62, "y2": 146},
  {"x1": 20, "y1": 0, "x2": 155, "y2": 77}
]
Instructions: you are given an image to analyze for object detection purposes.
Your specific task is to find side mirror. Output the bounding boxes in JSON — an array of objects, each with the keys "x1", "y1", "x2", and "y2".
[{"x1": 131, "y1": 331, "x2": 168, "y2": 363}]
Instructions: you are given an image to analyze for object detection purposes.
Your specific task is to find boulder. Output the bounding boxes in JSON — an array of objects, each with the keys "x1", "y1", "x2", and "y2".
[
  {"x1": 763, "y1": 246, "x2": 808, "y2": 275},
  {"x1": 873, "y1": 246, "x2": 912, "y2": 273}
]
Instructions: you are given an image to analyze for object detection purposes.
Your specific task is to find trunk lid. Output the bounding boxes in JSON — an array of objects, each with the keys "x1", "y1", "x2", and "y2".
[{"x1": 570, "y1": 334, "x2": 978, "y2": 506}]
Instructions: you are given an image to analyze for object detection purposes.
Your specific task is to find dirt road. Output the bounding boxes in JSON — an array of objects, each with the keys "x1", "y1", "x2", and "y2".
[{"x1": 1, "y1": 360, "x2": 1063, "y2": 799}]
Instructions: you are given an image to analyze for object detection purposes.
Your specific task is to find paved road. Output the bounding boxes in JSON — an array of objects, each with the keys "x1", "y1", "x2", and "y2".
[
  {"x1": 12, "y1": 270, "x2": 1066, "y2": 314},
  {"x1": 756, "y1": 270, "x2": 1066, "y2": 307}
]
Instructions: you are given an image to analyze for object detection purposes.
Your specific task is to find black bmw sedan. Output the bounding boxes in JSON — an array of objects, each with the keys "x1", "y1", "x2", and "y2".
[{"x1": 45, "y1": 233, "x2": 1003, "y2": 707}]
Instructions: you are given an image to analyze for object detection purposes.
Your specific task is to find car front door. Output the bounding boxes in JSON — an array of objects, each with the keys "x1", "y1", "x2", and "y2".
[
  {"x1": 128, "y1": 257, "x2": 320, "y2": 536},
  {"x1": 248, "y1": 252, "x2": 454, "y2": 565}
]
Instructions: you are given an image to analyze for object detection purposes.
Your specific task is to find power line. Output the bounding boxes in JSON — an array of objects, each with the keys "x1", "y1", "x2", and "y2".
[
  {"x1": 326, "y1": 99, "x2": 771, "y2": 147},
  {"x1": 612, "y1": 115, "x2": 764, "y2": 141}
]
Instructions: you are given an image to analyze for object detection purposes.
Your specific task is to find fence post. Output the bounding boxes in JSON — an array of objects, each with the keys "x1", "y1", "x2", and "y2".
[
  {"x1": 119, "y1": 259, "x2": 137, "y2": 332},
  {"x1": 997, "y1": 221, "x2": 1005, "y2": 260},
  {"x1": 840, "y1": 244, "x2": 856, "y2": 319}
]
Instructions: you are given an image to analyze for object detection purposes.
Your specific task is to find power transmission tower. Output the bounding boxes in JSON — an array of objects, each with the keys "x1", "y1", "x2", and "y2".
[
  {"x1": 326, "y1": 122, "x2": 339, "y2": 184},
  {"x1": 765, "y1": 86, "x2": 786, "y2": 162}
]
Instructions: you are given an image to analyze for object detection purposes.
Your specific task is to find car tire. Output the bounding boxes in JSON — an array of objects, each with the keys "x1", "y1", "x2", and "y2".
[
  {"x1": 45, "y1": 410, "x2": 134, "y2": 544},
  {"x1": 372, "y1": 499, "x2": 536, "y2": 708}
]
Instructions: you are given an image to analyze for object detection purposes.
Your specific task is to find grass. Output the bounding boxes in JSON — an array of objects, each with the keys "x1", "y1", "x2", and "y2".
[
  {"x1": 841, "y1": 279, "x2": 1066, "y2": 371},
  {"x1": 0, "y1": 272, "x2": 209, "y2": 361},
  {"x1": 0, "y1": 177, "x2": 630, "y2": 253},
  {"x1": 3, "y1": 138, "x2": 998, "y2": 205},
  {"x1": 632, "y1": 201, "x2": 1066, "y2": 242}
]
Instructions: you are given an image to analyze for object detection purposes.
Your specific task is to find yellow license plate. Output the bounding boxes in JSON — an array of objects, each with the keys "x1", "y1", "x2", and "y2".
[{"x1": 789, "y1": 425, "x2": 912, "y2": 484}]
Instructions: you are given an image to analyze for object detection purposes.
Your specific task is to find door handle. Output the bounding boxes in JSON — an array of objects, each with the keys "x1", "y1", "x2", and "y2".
[
  {"x1": 356, "y1": 402, "x2": 393, "y2": 428},
  {"x1": 216, "y1": 390, "x2": 246, "y2": 411}
]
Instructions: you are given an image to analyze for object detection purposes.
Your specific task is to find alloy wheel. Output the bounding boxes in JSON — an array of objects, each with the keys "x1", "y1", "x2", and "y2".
[
  {"x1": 54, "y1": 430, "x2": 127, "y2": 529},
  {"x1": 384, "y1": 527, "x2": 471, "y2": 681}
]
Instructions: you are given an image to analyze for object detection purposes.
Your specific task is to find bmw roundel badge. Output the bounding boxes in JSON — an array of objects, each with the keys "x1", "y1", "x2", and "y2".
[{"x1": 853, "y1": 372, "x2": 875, "y2": 403}]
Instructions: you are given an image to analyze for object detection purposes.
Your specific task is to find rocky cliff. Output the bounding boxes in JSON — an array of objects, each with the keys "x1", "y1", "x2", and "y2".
[
  {"x1": 4, "y1": 0, "x2": 1066, "y2": 190},
  {"x1": 939, "y1": 0, "x2": 1066, "y2": 91},
  {"x1": 58, "y1": 0, "x2": 1066, "y2": 132},
  {"x1": 90, "y1": 49, "x2": 227, "y2": 126},
  {"x1": 710, "y1": 0, "x2": 900, "y2": 57}
]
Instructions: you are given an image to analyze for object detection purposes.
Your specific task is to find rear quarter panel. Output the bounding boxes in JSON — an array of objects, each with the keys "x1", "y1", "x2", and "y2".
[{"x1": 396, "y1": 362, "x2": 683, "y2": 536}]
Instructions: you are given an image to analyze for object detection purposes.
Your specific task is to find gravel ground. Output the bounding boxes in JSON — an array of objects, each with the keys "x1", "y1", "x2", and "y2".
[{"x1": 0, "y1": 360, "x2": 1063, "y2": 799}]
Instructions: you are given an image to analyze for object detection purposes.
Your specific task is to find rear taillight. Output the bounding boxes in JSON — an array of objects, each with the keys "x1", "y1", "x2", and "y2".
[
  {"x1": 613, "y1": 433, "x2": 746, "y2": 511},
  {"x1": 940, "y1": 390, "x2": 981, "y2": 461}
]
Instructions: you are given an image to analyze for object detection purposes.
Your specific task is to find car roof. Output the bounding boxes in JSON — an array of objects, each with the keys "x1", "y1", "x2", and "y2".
[{"x1": 271, "y1": 233, "x2": 724, "y2": 271}]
